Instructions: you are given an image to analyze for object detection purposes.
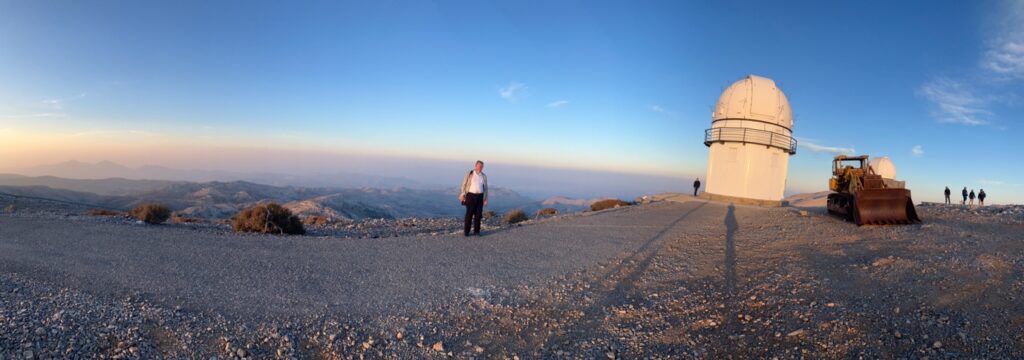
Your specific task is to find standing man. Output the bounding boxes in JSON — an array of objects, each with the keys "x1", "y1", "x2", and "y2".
[
  {"x1": 978, "y1": 189, "x2": 987, "y2": 207},
  {"x1": 944, "y1": 186, "x2": 951, "y2": 205},
  {"x1": 969, "y1": 189, "x2": 976, "y2": 207},
  {"x1": 459, "y1": 160, "x2": 488, "y2": 236},
  {"x1": 693, "y1": 178, "x2": 701, "y2": 197},
  {"x1": 962, "y1": 187, "x2": 968, "y2": 205}
]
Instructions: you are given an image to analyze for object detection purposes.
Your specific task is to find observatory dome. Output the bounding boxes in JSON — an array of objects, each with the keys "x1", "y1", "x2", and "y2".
[
  {"x1": 869, "y1": 157, "x2": 897, "y2": 179},
  {"x1": 712, "y1": 75, "x2": 793, "y2": 129}
]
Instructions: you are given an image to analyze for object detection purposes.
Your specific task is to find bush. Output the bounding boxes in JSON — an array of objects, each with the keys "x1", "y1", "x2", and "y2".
[
  {"x1": 536, "y1": 207, "x2": 559, "y2": 217},
  {"x1": 87, "y1": 208, "x2": 124, "y2": 216},
  {"x1": 4, "y1": 204, "x2": 17, "y2": 213},
  {"x1": 129, "y1": 203, "x2": 171, "y2": 224},
  {"x1": 502, "y1": 209, "x2": 529, "y2": 224},
  {"x1": 170, "y1": 214, "x2": 204, "y2": 224},
  {"x1": 482, "y1": 210, "x2": 497, "y2": 219},
  {"x1": 232, "y1": 203, "x2": 305, "y2": 235},
  {"x1": 590, "y1": 199, "x2": 632, "y2": 212},
  {"x1": 303, "y1": 215, "x2": 334, "y2": 226}
]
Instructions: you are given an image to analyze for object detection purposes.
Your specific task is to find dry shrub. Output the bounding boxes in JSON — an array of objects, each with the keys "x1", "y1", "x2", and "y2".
[
  {"x1": 482, "y1": 210, "x2": 497, "y2": 219},
  {"x1": 232, "y1": 203, "x2": 305, "y2": 235},
  {"x1": 87, "y1": 208, "x2": 125, "y2": 216},
  {"x1": 4, "y1": 204, "x2": 17, "y2": 213},
  {"x1": 303, "y1": 215, "x2": 334, "y2": 226},
  {"x1": 170, "y1": 215, "x2": 204, "y2": 224},
  {"x1": 130, "y1": 203, "x2": 171, "y2": 224},
  {"x1": 536, "y1": 208, "x2": 559, "y2": 217},
  {"x1": 503, "y1": 209, "x2": 529, "y2": 224},
  {"x1": 590, "y1": 199, "x2": 632, "y2": 212}
]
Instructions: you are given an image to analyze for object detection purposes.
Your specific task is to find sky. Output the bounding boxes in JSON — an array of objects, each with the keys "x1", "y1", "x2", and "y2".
[{"x1": 1, "y1": 0, "x2": 1022, "y2": 203}]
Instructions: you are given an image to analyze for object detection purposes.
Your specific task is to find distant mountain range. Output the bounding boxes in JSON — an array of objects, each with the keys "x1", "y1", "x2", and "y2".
[
  {"x1": 21, "y1": 160, "x2": 426, "y2": 190},
  {"x1": 16, "y1": 159, "x2": 694, "y2": 200},
  {"x1": 0, "y1": 174, "x2": 607, "y2": 220}
]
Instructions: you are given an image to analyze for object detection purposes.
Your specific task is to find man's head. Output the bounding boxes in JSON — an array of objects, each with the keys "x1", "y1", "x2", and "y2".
[{"x1": 475, "y1": 160, "x2": 484, "y2": 173}]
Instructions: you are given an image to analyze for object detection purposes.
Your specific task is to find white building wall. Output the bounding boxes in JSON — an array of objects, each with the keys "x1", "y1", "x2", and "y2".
[{"x1": 705, "y1": 142, "x2": 790, "y2": 201}]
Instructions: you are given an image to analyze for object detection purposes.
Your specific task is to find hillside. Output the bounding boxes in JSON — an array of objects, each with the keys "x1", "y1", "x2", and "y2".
[
  {"x1": 0, "y1": 175, "x2": 543, "y2": 221},
  {"x1": 0, "y1": 174, "x2": 179, "y2": 196}
]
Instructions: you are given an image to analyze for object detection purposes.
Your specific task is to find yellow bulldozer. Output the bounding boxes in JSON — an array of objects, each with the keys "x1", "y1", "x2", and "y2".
[{"x1": 827, "y1": 155, "x2": 920, "y2": 225}]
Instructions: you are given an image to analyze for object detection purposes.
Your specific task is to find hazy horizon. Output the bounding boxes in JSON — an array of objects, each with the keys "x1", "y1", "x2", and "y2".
[{"x1": 2, "y1": 157, "x2": 700, "y2": 201}]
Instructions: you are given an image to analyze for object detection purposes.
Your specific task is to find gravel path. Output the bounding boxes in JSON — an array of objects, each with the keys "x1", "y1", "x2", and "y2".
[
  {"x1": 0, "y1": 201, "x2": 705, "y2": 321},
  {"x1": 2, "y1": 197, "x2": 1022, "y2": 359}
]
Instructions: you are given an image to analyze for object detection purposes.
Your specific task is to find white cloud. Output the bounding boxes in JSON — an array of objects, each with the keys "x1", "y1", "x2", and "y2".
[
  {"x1": 41, "y1": 99, "x2": 63, "y2": 109},
  {"x1": 30, "y1": 112, "x2": 66, "y2": 117},
  {"x1": 982, "y1": 0, "x2": 1024, "y2": 79},
  {"x1": 39, "y1": 92, "x2": 87, "y2": 111},
  {"x1": 911, "y1": 145, "x2": 924, "y2": 157},
  {"x1": 68, "y1": 129, "x2": 155, "y2": 138},
  {"x1": 0, "y1": 112, "x2": 67, "y2": 119},
  {"x1": 799, "y1": 141, "x2": 856, "y2": 155},
  {"x1": 918, "y1": 77, "x2": 990, "y2": 125},
  {"x1": 650, "y1": 105, "x2": 674, "y2": 114},
  {"x1": 499, "y1": 82, "x2": 527, "y2": 102},
  {"x1": 546, "y1": 100, "x2": 569, "y2": 108},
  {"x1": 979, "y1": 179, "x2": 1024, "y2": 186}
]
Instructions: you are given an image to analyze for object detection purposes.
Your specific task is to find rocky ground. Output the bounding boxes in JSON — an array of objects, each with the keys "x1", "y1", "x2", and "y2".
[
  {"x1": 1, "y1": 194, "x2": 1022, "y2": 359},
  {"x1": 0, "y1": 193, "x2": 528, "y2": 239}
]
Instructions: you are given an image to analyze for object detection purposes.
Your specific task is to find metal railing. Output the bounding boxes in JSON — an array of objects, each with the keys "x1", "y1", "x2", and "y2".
[{"x1": 704, "y1": 127, "x2": 797, "y2": 154}]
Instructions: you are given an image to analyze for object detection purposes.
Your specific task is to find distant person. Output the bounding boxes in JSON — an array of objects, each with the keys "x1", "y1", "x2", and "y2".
[
  {"x1": 979, "y1": 189, "x2": 986, "y2": 206},
  {"x1": 969, "y1": 189, "x2": 976, "y2": 206},
  {"x1": 962, "y1": 187, "x2": 968, "y2": 205},
  {"x1": 693, "y1": 178, "x2": 701, "y2": 196},
  {"x1": 459, "y1": 160, "x2": 488, "y2": 236},
  {"x1": 944, "y1": 186, "x2": 951, "y2": 205}
]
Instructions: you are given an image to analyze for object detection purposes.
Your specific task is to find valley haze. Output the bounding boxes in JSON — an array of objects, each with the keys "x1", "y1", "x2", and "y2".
[{"x1": 11, "y1": 159, "x2": 696, "y2": 201}]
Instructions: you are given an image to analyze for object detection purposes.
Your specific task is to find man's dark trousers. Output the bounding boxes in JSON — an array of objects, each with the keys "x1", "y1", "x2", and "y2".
[{"x1": 464, "y1": 193, "x2": 484, "y2": 235}]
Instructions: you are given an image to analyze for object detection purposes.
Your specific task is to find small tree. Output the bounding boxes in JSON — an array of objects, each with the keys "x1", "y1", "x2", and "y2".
[
  {"x1": 130, "y1": 203, "x2": 171, "y2": 224},
  {"x1": 232, "y1": 203, "x2": 305, "y2": 235}
]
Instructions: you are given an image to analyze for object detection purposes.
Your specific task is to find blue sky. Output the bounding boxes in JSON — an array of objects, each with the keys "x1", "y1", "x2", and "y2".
[{"x1": 1, "y1": 0, "x2": 1022, "y2": 203}]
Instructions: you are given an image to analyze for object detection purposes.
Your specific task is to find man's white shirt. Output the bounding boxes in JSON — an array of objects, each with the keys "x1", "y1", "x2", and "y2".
[{"x1": 468, "y1": 171, "x2": 485, "y2": 194}]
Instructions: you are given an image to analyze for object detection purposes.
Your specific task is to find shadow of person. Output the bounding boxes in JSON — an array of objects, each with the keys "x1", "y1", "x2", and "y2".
[
  {"x1": 719, "y1": 203, "x2": 740, "y2": 338},
  {"x1": 724, "y1": 203, "x2": 738, "y2": 296}
]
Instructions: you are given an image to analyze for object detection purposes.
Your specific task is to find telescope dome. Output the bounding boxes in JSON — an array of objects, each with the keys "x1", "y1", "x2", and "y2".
[
  {"x1": 712, "y1": 75, "x2": 793, "y2": 130},
  {"x1": 869, "y1": 157, "x2": 897, "y2": 179}
]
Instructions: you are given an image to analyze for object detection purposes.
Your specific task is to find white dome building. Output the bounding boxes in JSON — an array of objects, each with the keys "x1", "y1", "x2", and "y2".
[
  {"x1": 703, "y1": 75, "x2": 796, "y2": 204},
  {"x1": 868, "y1": 157, "x2": 896, "y2": 179}
]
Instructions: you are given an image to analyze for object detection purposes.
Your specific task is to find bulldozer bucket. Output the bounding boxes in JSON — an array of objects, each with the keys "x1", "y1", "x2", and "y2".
[{"x1": 851, "y1": 188, "x2": 921, "y2": 225}]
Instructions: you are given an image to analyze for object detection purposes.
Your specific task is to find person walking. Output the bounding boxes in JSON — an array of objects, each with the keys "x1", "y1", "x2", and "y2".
[
  {"x1": 978, "y1": 189, "x2": 987, "y2": 206},
  {"x1": 459, "y1": 160, "x2": 488, "y2": 236},
  {"x1": 969, "y1": 189, "x2": 976, "y2": 206},
  {"x1": 944, "y1": 186, "x2": 951, "y2": 205},
  {"x1": 693, "y1": 178, "x2": 701, "y2": 196},
  {"x1": 962, "y1": 187, "x2": 968, "y2": 205}
]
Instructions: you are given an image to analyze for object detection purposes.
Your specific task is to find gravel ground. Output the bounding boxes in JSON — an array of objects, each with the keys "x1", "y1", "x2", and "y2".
[
  {"x1": 1, "y1": 194, "x2": 1022, "y2": 358},
  {"x1": 0, "y1": 193, "x2": 518, "y2": 239}
]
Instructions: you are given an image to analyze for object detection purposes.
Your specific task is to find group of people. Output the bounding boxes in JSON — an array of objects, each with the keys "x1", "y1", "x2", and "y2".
[{"x1": 944, "y1": 186, "x2": 987, "y2": 207}]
